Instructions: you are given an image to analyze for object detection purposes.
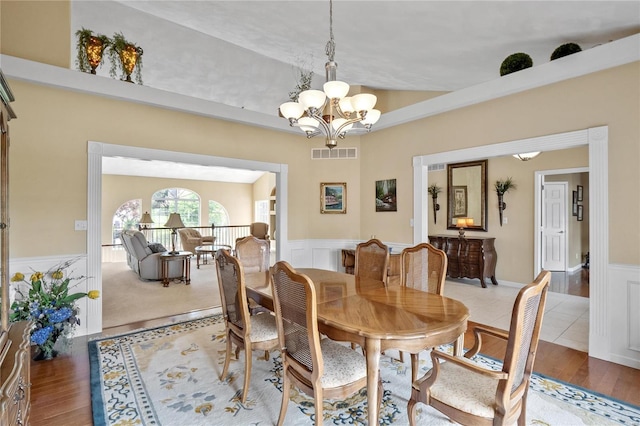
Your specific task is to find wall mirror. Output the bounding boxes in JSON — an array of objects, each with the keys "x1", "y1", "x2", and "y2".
[{"x1": 447, "y1": 159, "x2": 488, "y2": 231}]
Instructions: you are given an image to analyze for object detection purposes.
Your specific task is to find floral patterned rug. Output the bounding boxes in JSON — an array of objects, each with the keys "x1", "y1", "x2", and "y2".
[{"x1": 89, "y1": 315, "x2": 640, "y2": 425}]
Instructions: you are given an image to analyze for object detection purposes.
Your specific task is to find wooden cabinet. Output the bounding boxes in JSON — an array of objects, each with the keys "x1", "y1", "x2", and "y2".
[
  {"x1": 429, "y1": 235, "x2": 498, "y2": 288},
  {"x1": 0, "y1": 69, "x2": 31, "y2": 426}
]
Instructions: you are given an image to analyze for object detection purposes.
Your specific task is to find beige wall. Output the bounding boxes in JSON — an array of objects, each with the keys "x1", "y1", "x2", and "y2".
[
  {"x1": 102, "y1": 175, "x2": 255, "y2": 244},
  {"x1": 361, "y1": 62, "x2": 639, "y2": 283},
  {"x1": 2, "y1": 2, "x2": 639, "y2": 284}
]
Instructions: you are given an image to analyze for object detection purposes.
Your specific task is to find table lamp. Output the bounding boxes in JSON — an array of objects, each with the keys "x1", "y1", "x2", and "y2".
[
  {"x1": 139, "y1": 211, "x2": 154, "y2": 230},
  {"x1": 164, "y1": 213, "x2": 185, "y2": 254},
  {"x1": 456, "y1": 217, "x2": 474, "y2": 237}
]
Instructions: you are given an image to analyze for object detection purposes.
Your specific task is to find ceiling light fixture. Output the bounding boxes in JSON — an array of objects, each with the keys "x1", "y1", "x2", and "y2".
[
  {"x1": 279, "y1": 0, "x2": 380, "y2": 149},
  {"x1": 513, "y1": 152, "x2": 541, "y2": 161}
]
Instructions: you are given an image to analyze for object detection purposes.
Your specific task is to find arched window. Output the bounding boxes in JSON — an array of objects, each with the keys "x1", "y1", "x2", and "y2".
[
  {"x1": 208, "y1": 200, "x2": 230, "y2": 226},
  {"x1": 151, "y1": 188, "x2": 200, "y2": 227},
  {"x1": 112, "y1": 199, "x2": 141, "y2": 244}
]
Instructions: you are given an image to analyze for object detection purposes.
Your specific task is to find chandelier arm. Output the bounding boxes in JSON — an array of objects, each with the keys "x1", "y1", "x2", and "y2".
[
  {"x1": 307, "y1": 109, "x2": 332, "y2": 137},
  {"x1": 335, "y1": 117, "x2": 364, "y2": 137}
]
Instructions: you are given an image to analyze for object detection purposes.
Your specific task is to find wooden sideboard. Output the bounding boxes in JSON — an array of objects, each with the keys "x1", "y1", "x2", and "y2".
[{"x1": 428, "y1": 235, "x2": 498, "y2": 288}]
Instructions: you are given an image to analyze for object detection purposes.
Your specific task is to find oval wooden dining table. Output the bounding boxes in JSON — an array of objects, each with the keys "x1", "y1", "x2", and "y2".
[{"x1": 244, "y1": 267, "x2": 469, "y2": 425}]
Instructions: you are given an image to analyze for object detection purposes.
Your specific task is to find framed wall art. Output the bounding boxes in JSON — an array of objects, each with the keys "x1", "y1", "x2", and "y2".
[
  {"x1": 572, "y1": 190, "x2": 578, "y2": 216},
  {"x1": 577, "y1": 204, "x2": 584, "y2": 221},
  {"x1": 375, "y1": 179, "x2": 397, "y2": 212},
  {"x1": 320, "y1": 182, "x2": 346, "y2": 214},
  {"x1": 577, "y1": 185, "x2": 584, "y2": 201},
  {"x1": 450, "y1": 185, "x2": 468, "y2": 218}
]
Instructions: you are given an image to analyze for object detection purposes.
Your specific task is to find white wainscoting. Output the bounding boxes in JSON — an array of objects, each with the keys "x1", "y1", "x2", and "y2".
[
  {"x1": 9, "y1": 254, "x2": 90, "y2": 337},
  {"x1": 283, "y1": 239, "x2": 411, "y2": 272},
  {"x1": 607, "y1": 263, "x2": 640, "y2": 369}
]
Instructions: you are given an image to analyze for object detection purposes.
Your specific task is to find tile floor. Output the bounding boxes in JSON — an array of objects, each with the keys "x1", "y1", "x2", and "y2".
[{"x1": 444, "y1": 279, "x2": 589, "y2": 352}]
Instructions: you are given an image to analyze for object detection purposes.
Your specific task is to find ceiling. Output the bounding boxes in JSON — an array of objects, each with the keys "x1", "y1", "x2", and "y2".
[{"x1": 78, "y1": 1, "x2": 639, "y2": 181}]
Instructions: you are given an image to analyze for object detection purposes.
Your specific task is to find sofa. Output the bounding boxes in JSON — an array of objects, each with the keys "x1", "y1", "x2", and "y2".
[{"x1": 120, "y1": 229, "x2": 183, "y2": 281}]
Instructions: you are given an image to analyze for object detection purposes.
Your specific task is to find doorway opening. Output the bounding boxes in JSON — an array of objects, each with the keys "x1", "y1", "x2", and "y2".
[{"x1": 538, "y1": 168, "x2": 589, "y2": 297}]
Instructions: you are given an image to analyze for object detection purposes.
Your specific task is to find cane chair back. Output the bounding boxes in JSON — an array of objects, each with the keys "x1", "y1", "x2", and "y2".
[
  {"x1": 271, "y1": 261, "x2": 378, "y2": 425},
  {"x1": 235, "y1": 236, "x2": 270, "y2": 273},
  {"x1": 408, "y1": 270, "x2": 551, "y2": 426},
  {"x1": 215, "y1": 249, "x2": 279, "y2": 403},
  {"x1": 400, "y1": 242, "x2": 448, "y2": 382},
  {"x1": 354, "y1": 238, "x2": 389, "y2": 282}
]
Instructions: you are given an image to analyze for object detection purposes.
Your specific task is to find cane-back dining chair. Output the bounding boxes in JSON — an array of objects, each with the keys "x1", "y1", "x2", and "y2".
[
  {"x1": 354, "y1": 238, "x2": 389, "y2": 283},
  {"x1": 407, "y1": 270, "x2": 551, "y2": 426},
  {"x1": 270, "y1": 261, "x2": 382, "y2": 425},
  {"x1": 215, "y1": 249, "x2": 279, "y2": 403},
  {"x1": 235, "y1": 235, "x2": 270, "y2": 273},
  {"x1": 400, "y1": 242, "x2": 448, "y2": 383}
]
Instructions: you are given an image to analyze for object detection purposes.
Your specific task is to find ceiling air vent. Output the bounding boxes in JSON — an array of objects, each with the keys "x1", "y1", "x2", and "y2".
[
  {"x1": 428, "y1": 163, "x2": 445, "y2": 172},
  {"x1": 311, "y1": 147, "x2": 358, "y2": 160}
]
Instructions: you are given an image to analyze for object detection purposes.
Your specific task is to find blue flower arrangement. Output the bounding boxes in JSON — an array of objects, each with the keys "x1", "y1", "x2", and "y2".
[{"x1": 9, "y1": 258, "x2": 100, "y2": 360}]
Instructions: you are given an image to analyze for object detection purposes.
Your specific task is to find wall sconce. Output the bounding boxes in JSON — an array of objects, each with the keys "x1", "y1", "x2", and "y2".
[
  {"x1": 139, "y1": 211, "x2": 154, "y2": 230},
  {"x1": 456, "y1": 217, "x2": 474, "y2": 237},
  {"x1": 512, "y1": 151, "x2": 541, "y2": 161},
  {"x1": 164, "y1": 212, "x2": 185, "y2": 254},
  {"x1": 495, "y1": 178, "x2": 516, "y2": 227},
  {"x1": 428, "y1": 184, "x2": 442, "y2": 224}
]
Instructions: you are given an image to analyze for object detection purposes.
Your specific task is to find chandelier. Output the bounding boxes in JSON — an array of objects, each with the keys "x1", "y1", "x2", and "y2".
[{"x1": 279, "y1": 0, "x2": 380, "y2": 149}]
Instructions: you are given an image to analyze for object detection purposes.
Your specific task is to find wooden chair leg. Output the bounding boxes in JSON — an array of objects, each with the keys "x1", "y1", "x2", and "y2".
[
  {"x1": 410, "y1": 353, "x2": 419, "y2": 383},
  {"x1": 220, "y1": 332, "x2": 233, "y2": 380},
  {"x1": 277, "y1": 372, "x2": 291, "y2": 426},
  {"x1": 241, "y1": 346, "x2": 252, "y2": 403}
]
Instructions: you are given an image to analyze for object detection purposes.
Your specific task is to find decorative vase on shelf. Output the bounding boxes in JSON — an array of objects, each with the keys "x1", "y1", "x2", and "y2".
[
  {"x1": 120, "y1": 44, "x2": 140, "y2": 83},
  {"x1": 86, "y1": 36, "x2": 107, "y2": 75}
]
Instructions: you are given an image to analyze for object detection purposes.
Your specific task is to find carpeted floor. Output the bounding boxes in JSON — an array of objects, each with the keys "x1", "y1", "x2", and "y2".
[
  {"x1": 101, "y1": 261, "x2": 221, "y2": 328},
  {"x1": 89, "y1": 315, "x2": 640, "y2": 426}
]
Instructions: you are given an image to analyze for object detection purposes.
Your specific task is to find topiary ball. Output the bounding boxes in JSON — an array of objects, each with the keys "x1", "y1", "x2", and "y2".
[
  {"x1": 550, "y1": 43, "x2": 582, "y2": 60},
  {"x1": 500, "y1": 53, "x2": 533, "y2": 76}
]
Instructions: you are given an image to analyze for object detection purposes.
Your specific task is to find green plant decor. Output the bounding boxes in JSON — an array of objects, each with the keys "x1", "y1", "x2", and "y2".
[
  {"x1": 106, "y1": 32, "x2": 144, "y2": 84},
  {"x1": 428, "y1": 184, "x2": 442, "y2": 198},
  {"x1": 288, "y1": 68, "x2": 314, "y2": 102},
  {"x1": 75, "y1": 27, "x2": 111, "y2": 73},
  {"x1": 550, "y1": 43, "x2": 582, "y2": 60},
  {"x1": 9, "y1": 258, "x2": 100, "y2": 360},
  {"x1": 500, "y1": 53, "x2": 533, "y2": 76},
  {"x1": 495, "y1": 177, "x2": 517, "y2": 195}
]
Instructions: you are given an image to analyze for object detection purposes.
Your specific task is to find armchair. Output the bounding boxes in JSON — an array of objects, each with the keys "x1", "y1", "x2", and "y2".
[
  {"x1": 249, "y1": 222, "x2": 269, "y2": 240},
  {"x1": 178, "y1": 228, "x2": 215, "y2": 254}
]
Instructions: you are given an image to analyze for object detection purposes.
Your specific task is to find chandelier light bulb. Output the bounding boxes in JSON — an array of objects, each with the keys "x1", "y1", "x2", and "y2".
[
  {"x1": 323, "y1": 80, "x2": 350, "y2": 99},
  {"x1": 279, "y1": 101, "x2": 304, "y2": 119},
  {"x1": 298, "y1": 89, "x2": 327, "y2": 110},
  {"x1": 351, "y1": 93, "x2": 377, "y2": 112}
]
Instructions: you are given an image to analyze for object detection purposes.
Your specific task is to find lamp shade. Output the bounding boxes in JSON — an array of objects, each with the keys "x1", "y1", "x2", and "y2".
[
  {"x1": 331, "y1": 118, "x2": 353, "y2": 134},
  {"x1": 279, "y1": 102, "x2": 304, "y2": 119},
  {"x1": 323, "y1": 80, "x2": 350, "y2": 99},
  {"x1": 361, "y1": 109, "x2": 381, "y2": 125},
  {"x1": 338, "y1": 96, "x2": 354, "y2": 114},
  {"x1": 350, "y1": 93, "x2": 377, "y2": 112},
  {"x1": 298, "y1": 89, "x2": 327, "y2": 110},
  {"x1": 456, "y1": 217, "x2": 474, "y2": 228},
  {"x1": 298, "y1": 116, "x2": 320, "y2": 133},
  {"x1": 140, "y1": 212, "x2": 154, "y2": 225},
  {"x1": 164, "y1": 213, "x2": 185, "y2": 229}
]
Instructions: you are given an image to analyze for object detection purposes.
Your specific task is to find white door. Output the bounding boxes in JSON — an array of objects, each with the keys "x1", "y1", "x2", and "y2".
[{"x1": 542, "y1": 182, "x2": 567, "y2": 271}]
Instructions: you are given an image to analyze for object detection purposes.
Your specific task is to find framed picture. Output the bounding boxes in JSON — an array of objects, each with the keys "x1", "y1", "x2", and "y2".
[
  {"x1": 450, "y1": 185, "x2": 468, "y2": 218},
  {"x1": 375, "y1": 179, "x2": 397, "y2": 212},
  {"x1": 577, "y1": 204, "x2": 584, "y2": 221},
  {"x1": 320, "y1": 182, "x2": 346, "y2": 214},
  {"x1": 572, "y1": 190, "x2": 578, "y2": 216},
  {"x1": 577, "y1": 185, "x2": 583, "y2": 201}
]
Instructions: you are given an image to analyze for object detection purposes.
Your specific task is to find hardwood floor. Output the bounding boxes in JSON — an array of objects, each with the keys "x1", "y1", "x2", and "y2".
[
  {"x1": 28, "y1": 310, "x2": 639, "y2": 425},
  {"x1": 549, "y1": 268, "x2": 589, "y2": 297}
]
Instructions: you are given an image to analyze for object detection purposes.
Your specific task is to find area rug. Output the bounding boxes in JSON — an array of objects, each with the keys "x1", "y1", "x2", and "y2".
[{"x1": 89, "y1": 315, "x2": 640, "y2": 425}]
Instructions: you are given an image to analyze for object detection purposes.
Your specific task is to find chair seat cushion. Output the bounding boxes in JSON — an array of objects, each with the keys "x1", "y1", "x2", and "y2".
[
  {"x1": 248, "y1": 313, "x2": 278, "y2": 343},
  {"x1": 429, "y1": 360, "x2": 499, "y2": 419},
  {"x1": 320, "y1": 339, "x2": 367, "y2": 388}
]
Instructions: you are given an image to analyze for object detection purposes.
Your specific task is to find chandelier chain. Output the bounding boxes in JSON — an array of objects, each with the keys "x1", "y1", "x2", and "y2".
[{"x1": 325, "y1": 0, "x2": 335, "y2": 62}]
